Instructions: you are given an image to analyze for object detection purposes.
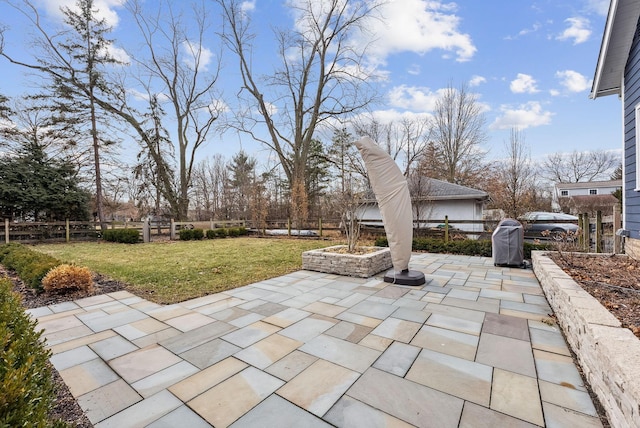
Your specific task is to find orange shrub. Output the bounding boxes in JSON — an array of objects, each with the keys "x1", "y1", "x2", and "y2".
[{"x1": 42, "y1": 264, "x2": 93, "y2": 293}]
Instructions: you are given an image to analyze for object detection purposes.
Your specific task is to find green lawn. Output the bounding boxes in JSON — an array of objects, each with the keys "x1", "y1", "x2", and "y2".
[{"x1": 35, "y1": 238, "x2": 332, "y2": 304}]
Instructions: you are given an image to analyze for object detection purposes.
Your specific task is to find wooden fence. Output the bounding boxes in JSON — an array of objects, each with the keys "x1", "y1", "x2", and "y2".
[{"x1": 1, "y1": 210, "x2": 621, "y2": 253}]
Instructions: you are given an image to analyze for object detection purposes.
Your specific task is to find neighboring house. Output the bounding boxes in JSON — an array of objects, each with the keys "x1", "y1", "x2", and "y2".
[
  {"x1": 553, "y1": 180, "x2": 622, "y2": 214},
  {"x1": 357, "y1": 177, "x2": 489, "y2": 233},
  {"x1": 591, "y1": 0, "x2": 640, "y2": 258}
]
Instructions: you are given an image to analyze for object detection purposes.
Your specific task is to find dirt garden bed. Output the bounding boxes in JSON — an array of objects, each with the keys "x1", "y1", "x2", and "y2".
[
  {"x1": 532, "y1": 251, "x2": 640, "y2": 428},
  {"x1": 547, "y1": 252, "x2": 640, "y2": 339}
]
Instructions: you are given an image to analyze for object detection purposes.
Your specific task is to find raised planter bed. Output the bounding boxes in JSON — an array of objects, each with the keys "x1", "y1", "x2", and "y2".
[
  {"x1": 532, "y1": 251, "x2": 640, "y2": 428},
  {"x1": 302, "y1": 245, "x2": 392, "y2": 278}
]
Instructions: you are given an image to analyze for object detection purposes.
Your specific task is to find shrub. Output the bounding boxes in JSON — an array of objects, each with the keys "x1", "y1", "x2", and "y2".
[
  {"x1": 0, "y1": 278, "x2": 59, "y2": 426},
  {"x1": 180, "y1": 228, "x2": 205, "y2": 241},
  {"x1": 206, "y1": 228, "x2": 228, "y2": 239},
  {"x1": 102, "y1": 228, "x2": 140, "y2": 244},
  {"x1": 374, "y1": 237, "x2": 553, "y2": 259},
  {"x1": 179, "y1": 229, "x2": 194, "y2": 240},
  {"x1": 228, "y1": 227, "x2": 248, "y2": 237},
  {"x1": 0, "y1": 244, "x2": 60, "y2": 290},
  {"x1": 42, "y1": 264, "x2": 93, "y2": 293}
]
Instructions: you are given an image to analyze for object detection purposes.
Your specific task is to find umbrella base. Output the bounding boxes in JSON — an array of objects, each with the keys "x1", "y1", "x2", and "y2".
[{"x1": 383, "y1": 269, "x2": 426, "y2": 286}]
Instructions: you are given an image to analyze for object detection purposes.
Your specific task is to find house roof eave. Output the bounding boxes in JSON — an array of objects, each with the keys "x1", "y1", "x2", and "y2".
[{"x1": 591, "y1": 0, "x2": 640, "y2": 99}]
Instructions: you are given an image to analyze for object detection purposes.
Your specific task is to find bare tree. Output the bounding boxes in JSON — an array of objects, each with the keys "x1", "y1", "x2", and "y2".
[
  {"x1": 542, "y1": 149, "x2": 619, "y2": 183},
  {"x1": 352, "y1": 115, "x2": 431, "y2": 176},
  {"x1": 217, "y1": 0, "x2": 379, "y2": 214},
  {"x1": 493, "y1": 128, "x2": 536, "y2": 219},
  {"x1": 407, "y1": 174, "x2": 434, "y2": 233},
  {"x1": 124, "y1": 0, "x2": 223, "y2": 219},
  {"x1": 192, "y1": 154, "x2": 230, "y2": 220},
  {"x1": 428, "y1": 82, "x2": 487, "y2": 185}
]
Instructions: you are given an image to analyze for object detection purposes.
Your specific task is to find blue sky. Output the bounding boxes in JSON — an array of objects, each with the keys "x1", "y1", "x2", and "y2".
[{"x1": 0, "y1": 0, "x2": 621, "y2": 168}]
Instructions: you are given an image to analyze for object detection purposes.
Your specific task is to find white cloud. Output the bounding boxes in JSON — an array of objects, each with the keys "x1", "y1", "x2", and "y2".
[
  {"x1": 469, "y1": 75, "x2": 486, "y2": 87},
  {"x1": 557, "y1": 17, "x2": 591, "y2": 45},
  {"x1": 41, "y1": 0, "x2": 125, "y2": 27},
  {"x1": 407, "y1": 64, "x2": 421, "y2": 75},
  {"x1": 209, "y1": 98, "x2": 229, "y2": 114},
  {"x1": 388, "y1": 85, "x2": 440, "y2": 112},
  {"x1": 355, "y1": 109, "x2": 432, "y2": 127},
  {"x1": 263, "y1": 101, "x2": 278, "y2": 117},
  {"x1": 106, "y1": 45, "x2": 130, "y2": 64},
  {"x1": 549, "y1": 89, "x2": 560, "y2": 96},
  {"x1": 181, "y1": 41, "x2": 214, "y2": 71},
  {"x1": 490, "y1": 101, "x2": 553, "y2": 130},
  {"x1": 586, "y1": 0, "x2": 609, "y2": 16},
  {"x1": 505, "y1": 22, "x2": 542, "y2": 40},
  {"x1": 353, "y1": 0, "x2": 476, "y2": 66},
  {"x1": 555, "y1": 70, "x2": 591, "y2": 93},
  {"x1": 241, "y1": 0, "x2": 256, "y2": 13},
  {"x1": 127, "y1": 89, "x2": 169, "y2": 103},
  {"x1": 510, "y1": 73, "x2": 539, "y2": 94}
]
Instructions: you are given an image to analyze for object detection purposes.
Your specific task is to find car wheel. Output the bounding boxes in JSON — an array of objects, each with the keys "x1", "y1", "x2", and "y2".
[{"x1": 550, "y1": 228, "x2": 565, "y2": 241}]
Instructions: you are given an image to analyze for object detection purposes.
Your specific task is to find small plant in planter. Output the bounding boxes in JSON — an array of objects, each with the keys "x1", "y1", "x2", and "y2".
[{"x1": 336, "y1": 175, "x2": 368, "y2": 253}]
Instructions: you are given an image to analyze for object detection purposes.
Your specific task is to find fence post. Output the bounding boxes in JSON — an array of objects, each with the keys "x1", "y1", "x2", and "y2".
[
  {"x1": 287, "y1": 218, "x2": 291, "y2": 237},
  {"x1": 170, "y1": 219, "x2": 176, "y2": 240},
  {"x1": 582, "y1": 213, "x2": 590, "y2": 251},
  {"x1": 578, "y1": 214, "x2": 584, "y2": 249},
  {"x1": 143, "y1": 218, "x2": 150, "y2": 243},
  {"x1": 318, "y1": 217, "x2": 323, "y2": 237},
  {"x1": 596, "y1": 210, "x2": 602, "y2": 253},
  {"x1": 613, "y1": 203, "x2": 622, "y2": 254},
  {"x1": 4, "y1": 219, "x2": 8, "y2": 244},
  {"x1": 444, "y1": 215, "x2": 449, "y2": 243},
  {"x1": 66, "y1": 219, "x2": 70, "y2": 243}
]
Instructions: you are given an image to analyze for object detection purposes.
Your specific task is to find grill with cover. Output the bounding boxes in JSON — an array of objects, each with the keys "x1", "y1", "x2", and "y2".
[{"x1": 492, "y1": 219, "x2": 524, "y2": 267}]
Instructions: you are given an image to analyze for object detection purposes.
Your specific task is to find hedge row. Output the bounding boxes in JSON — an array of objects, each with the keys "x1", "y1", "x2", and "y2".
[
  {"x1": 181, "y1": 227, "x2": 248, "y2": 241},
  {"x1": 0, "y1": 243, "x2": 61, "y2": 290},
  {"x1": 102, "y1": 228, "x2": 140, "y2": 244},
  {"x1": 374, "y1": 237, "x2": 552, "y2": 259},
  {"x1": 0, "y1": 278, "x2": 67, "y2": 427}
]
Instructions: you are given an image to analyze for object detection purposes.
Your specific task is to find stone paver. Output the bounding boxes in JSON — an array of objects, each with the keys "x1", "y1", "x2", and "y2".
[
  {"x1": 77, "y1": 379, "x2": 141, "y2": 424},
  {"x1": 277, "y1": 359, "x2": 359, "y2": 416},
  {"x1": 31, "y1": 253, "x2": 607, "y2": 427}
]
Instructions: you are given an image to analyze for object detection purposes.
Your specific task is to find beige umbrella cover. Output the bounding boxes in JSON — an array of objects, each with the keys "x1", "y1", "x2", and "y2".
[{"x1": 354, "y1": 136, "x2": 412, "y2": 272}]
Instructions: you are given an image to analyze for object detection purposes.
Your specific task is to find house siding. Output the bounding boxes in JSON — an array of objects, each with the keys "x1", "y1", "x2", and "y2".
[
  {"x1": 357, "y1": 199, "x2": 484, "y2": 233},
  {"x1": 624, "y1": 19, "x2": 640, "y2": 239}
]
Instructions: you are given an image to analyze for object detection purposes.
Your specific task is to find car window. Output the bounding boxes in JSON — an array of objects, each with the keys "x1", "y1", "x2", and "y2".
[{"x1": 537, "y1": 214, "x2": 554, "y2": 221}]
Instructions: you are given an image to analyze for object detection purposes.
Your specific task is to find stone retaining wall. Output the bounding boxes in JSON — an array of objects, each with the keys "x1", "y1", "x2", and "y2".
[
  {"x1": 302, "y1": 246, "x2": 392, "y2": 278},
  {"x1": 624, "y1": 237, "x2": 640, "y2": 260},
  {"x1": 532, "y1": 251, "x2": 640, "y2": 428}
]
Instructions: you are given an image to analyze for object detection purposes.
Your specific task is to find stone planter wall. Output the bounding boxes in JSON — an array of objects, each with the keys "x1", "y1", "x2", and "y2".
[
  {"x1": 532, "y1": 251, "x2": 640, "y2": 428},
  {"x1": 302, "y1": 246, "x2": 392, "y2": 278}
]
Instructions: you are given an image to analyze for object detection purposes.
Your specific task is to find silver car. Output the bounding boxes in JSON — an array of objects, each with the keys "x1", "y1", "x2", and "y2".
[{"x1": 520, "y1": 212, "x2": 579, "y2": 240}]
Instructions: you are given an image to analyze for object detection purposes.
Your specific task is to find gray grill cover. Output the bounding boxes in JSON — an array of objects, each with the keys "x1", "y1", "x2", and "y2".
[{"x1": 492, "y1": 219, "x2": 524, "y2": 266}]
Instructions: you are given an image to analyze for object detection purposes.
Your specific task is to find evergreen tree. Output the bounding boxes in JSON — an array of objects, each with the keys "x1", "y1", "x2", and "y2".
[
  {"x1": 228, "y1": 151, "x2": 257, "y2": 219},
  {"x1": 0, "y1": 141, "x2": 90, "y2": 221},
  {"x1": 46, "y1": 0, "x2": 121, "y2": 229},
  {"x1": 306, "y1": 139, "x2": 330, "y2": 217}
]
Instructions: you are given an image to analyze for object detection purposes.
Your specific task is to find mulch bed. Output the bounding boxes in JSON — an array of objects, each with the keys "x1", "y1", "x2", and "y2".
[{"x1": 549, "y1": 252, "x2": 640, "y2": 338}]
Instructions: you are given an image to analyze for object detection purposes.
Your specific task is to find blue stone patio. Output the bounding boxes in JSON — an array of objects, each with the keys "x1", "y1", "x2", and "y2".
[{"x1": 30, "y1": 253, "x2": 604, "y2": 427}]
